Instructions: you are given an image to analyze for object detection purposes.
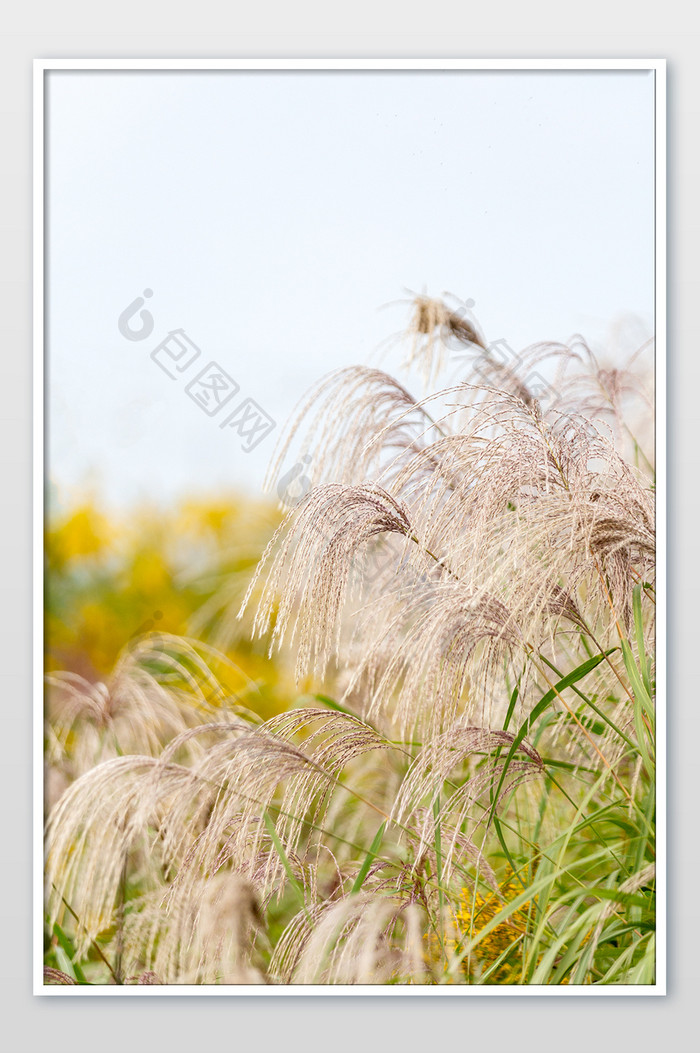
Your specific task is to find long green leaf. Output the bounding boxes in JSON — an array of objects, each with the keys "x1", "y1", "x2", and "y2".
[
  {"x1": 490, "y1": 651, "x2": 612, "y2": 823},
  {"x1": 52, "y1": 921, "x2": 88, "y2": 985},
  {"x1": 351, "y1": 821, "x2": 387, "y2": 894},
  {"x1": 633, "y1": 584, "x2": 652, "y2": 697},
  {"x1": 263, "y1": 811, "x2": 308, "y2": 916}
]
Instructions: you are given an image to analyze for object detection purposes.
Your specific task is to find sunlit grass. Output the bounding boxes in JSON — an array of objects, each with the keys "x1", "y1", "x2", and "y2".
[{"x1": 44, "y1": 295, "x2": 655, "y2": 987}]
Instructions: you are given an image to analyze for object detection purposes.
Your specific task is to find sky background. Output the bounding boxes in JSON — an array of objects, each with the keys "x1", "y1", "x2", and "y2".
[{"x1": 46, "y1": 69, "x2": 655, "y2": 512}]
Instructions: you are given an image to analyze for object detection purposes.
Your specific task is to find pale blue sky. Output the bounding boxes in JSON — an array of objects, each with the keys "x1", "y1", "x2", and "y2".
[{"x1": 46, "y1": 69, "x2": 655, "y2": 510}]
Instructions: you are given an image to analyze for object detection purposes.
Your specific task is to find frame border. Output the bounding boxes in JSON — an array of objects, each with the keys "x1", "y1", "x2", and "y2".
[{"x1": 33, "y1": 56, "x2": 666, "y2": 997}]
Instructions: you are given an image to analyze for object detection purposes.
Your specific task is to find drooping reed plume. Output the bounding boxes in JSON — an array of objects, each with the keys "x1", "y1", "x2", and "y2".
[{"x1": 45, "y1": 294, "x2": 656, "y2": 986}]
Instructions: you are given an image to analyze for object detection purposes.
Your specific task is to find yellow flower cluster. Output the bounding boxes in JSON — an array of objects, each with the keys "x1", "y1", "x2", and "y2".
[
  {"x1": 45, "y1": 494, "x2": 294, "y2": 719},
  {"x1": 450, "y1": 873, "x2": 531, "y2": 984},
  {"x1": 47, "y1": 504, "x2": 114, "y2": 567}
]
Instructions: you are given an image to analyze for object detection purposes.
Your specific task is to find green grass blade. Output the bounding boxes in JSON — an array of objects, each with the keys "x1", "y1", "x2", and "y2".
[
  {"x1": 351, "y1": 820, "x2": 386, "y2": 894},
  {"x1": 490, "y1": 651, "x2": 612, "y2": 824},
  {"x1": 263, "y1": 811, "x2": 308, "y2": 917},
  {"x1": 312, "y1": 694, "x2": 363, "y2": 720},
  {"x1": 52, "y1": 921, "x2": 88, "y2": 985},
  {"x1": 632, "y1": 584, "x2": 652, "y2": 697}
]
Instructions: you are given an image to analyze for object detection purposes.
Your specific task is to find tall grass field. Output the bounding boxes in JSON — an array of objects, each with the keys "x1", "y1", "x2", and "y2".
[{"x1": 44, "y1": 295, "x2": 656, "y2": 987}]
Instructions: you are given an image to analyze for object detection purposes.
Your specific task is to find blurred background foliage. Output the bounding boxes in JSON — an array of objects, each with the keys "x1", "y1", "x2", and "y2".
[{"x1": 45, "y1": 493, "x2": 299, "y2": 722}]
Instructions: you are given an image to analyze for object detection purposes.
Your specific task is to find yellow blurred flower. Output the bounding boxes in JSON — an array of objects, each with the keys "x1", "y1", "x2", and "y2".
[
  {"x1": 451, "y1": 873, "x2": 531, "y2": 983},
  {"x1": 47, "y1": 505, "x2": 113, "y2": 566},
  {"x1": 129, "y1": 550, "x2": 172, "y2": 594},
  {"x1": 45, "y1": 494, "x2": 294, "y2": 715}
]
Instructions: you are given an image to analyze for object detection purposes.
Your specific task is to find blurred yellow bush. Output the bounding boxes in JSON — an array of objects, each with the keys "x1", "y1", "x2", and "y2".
[{"x1": 45, "y1": 492, "x2": 297, "y2": 720}]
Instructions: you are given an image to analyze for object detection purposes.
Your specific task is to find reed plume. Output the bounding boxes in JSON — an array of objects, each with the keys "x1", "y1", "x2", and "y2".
[{"x1": 44, "y1": 294, "x2": 656, "y2": 986}]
